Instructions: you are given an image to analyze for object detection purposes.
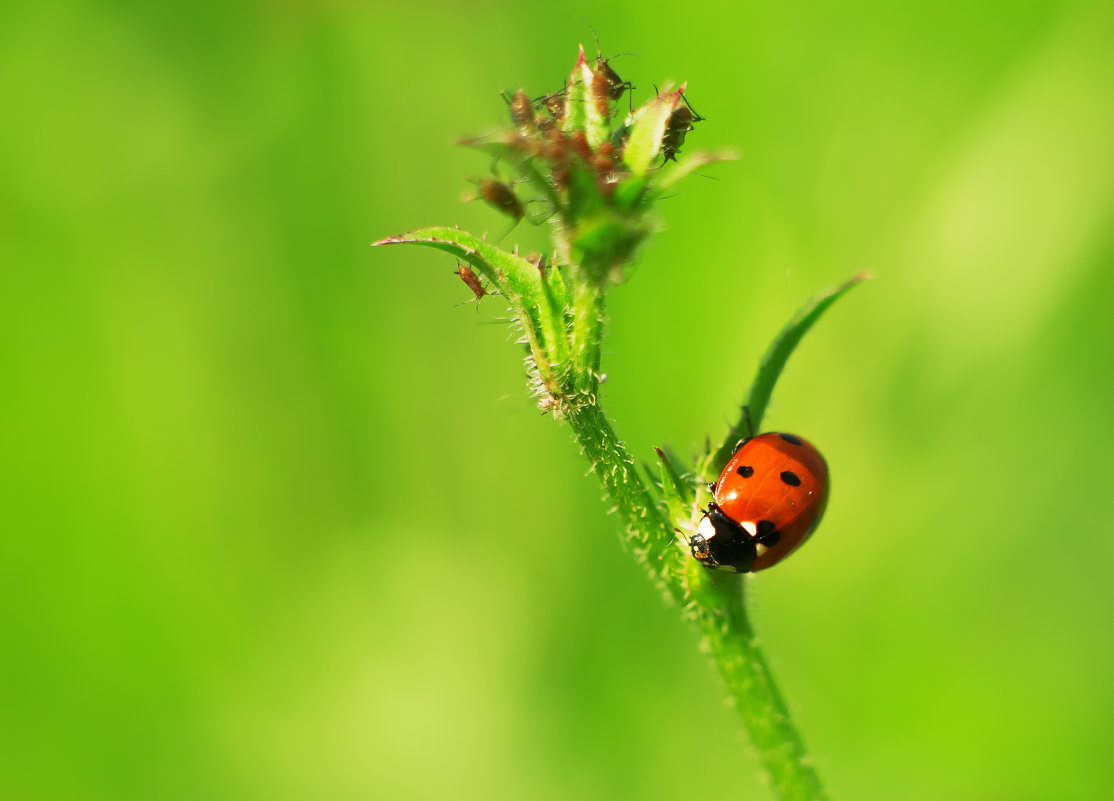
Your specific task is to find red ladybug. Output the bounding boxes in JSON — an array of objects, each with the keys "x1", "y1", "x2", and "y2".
[{"x1": 691, "y1": 433, "x2": 829, "y2": 572}]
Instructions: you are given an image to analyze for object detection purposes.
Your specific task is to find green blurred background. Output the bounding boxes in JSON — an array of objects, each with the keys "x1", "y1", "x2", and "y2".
[{"x1": 3, "y1": 0, "x2": 1113, "y2": 799}]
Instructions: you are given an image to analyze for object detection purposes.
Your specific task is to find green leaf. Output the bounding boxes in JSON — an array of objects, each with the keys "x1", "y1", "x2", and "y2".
[
  {"x1": 579, "y1": 50, "x2": 610, "y2": 149},
  {"x1": 711, "y1": 272, "x2": 873, "y2": 473},
  {"x1": 539, "y1": 257, "x2": 570, "y2": 312},
  {"x1": 561, "y1": 47, "x2": 591, "y2": 137},
  {"x1": 611, "y1": 175, "x2": 650, "y2": 211},
  {"x1": 565, "y1": 162, "x2": 607, "y2": 222},
  {"x1": 622, "y1": 85, "x2": 681, "y2": 177},
  {"x1": 651, "y1": 148, "x2": 738, "y2": 195},
  {"x1": 655, "y1": 446, "x2": 694, "y2": 524},
  {"x1": 373, "y1": 227, "x2": 571, "y2": 374},
  {"x1": 538, "y1": 265, "x2": 569, "y2": 353}
]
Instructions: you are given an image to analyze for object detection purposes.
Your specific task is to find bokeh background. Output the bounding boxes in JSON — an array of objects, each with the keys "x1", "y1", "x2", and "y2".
[{"x1": 3, "y1": 1, "x2": 1113, "y2": 799}]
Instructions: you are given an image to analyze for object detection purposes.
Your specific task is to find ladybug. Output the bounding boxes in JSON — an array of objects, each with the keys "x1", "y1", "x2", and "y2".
[{"x1": 691, "y1": 432, "x2": 829, "y2": 572}]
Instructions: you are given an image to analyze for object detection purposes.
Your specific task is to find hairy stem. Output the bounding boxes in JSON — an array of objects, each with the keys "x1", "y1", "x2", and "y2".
[
  {"x1": 374, "y1": 51, "x2": 860, "y2": 798},
  {"x1": 564, "y1": 401, "x2": 676, "y2": 588},
  {"x1": 566, "y1": 399, "x2": 828, "y2": 801},
  {"x1": 688, "y1": 574, "x2": 830, "y2": 801}
]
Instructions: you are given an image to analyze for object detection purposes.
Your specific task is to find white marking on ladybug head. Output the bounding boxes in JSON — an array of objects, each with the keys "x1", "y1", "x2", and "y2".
[{"x1": 696, "y1": 515, "x2": 716, "y2": 542}]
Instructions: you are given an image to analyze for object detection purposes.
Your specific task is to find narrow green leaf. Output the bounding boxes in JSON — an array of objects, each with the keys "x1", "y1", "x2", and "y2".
[
  {"x1": 568, "y1": 278, "x2": 603, "y2": 393},
  {"x1": 580, "y1": 51, "x2": 609, "y2": 149},
  {"x1": 622, "y1": 85, "x2": 681, "y2": 177},
  {"x1": 538, "y1": 266, "x2": 569, "y2": 358},
  {"x1": 651, "y1": 148, "x2": 738, "y2": 194},
  {"x1": 565, "y1": 162, "x2": 606, "y2": 222},
  {"x1": 540, "y1": 257, "x2": 570, "y2": 311},
  {"x1": 611, "y1": 175, "x2": 650, "y2": 211},
  {"x1": 711, "y1": 272, "x2": 873, "y2": 473},
  {"x1": 561, "y1": 47, "x2": 591, "y2": 136},
  {"x1": 655, "y1": 446, "x2": 694, "y2": 524},
  {"x1": 373, "y1": 227, "x2": 570, "y2": 372}
]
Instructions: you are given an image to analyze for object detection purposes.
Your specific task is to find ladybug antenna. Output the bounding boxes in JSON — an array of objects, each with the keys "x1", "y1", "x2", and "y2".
[{"x1": 669, "y1": 526, "x2": 693, "y2": 550}]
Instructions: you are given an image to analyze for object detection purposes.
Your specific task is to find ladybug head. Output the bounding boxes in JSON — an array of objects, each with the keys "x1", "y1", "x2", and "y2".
[
  {"x1": 689, "y1": 534, "x2": 712, "y2": 567},
  {"x1": 689, "y1": 514, "x2": 719, "y2": 568}
]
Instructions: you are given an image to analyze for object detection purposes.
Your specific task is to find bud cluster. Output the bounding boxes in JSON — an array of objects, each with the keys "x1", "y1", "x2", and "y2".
[{"x1": 464, "y1": 46, "x2": 705, "y2": 283}]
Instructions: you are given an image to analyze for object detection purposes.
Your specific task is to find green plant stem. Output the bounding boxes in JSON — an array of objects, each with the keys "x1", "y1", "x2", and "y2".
[
  {"x1": 564, "y1": 401, "x2": 677, "y2": 585},
  {"x1": 565, "y1": 399, "x2": 829, "y2": 801},
  {"x1": 690, "y1": 577, "x2": 830, "y2": 801},
  {"x1": 376, "y1": 47, "x2": 855, "y2": 800}
]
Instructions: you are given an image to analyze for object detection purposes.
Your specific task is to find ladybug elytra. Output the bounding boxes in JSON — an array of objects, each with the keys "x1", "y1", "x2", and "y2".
[{"x1": 691, "y1": 432, "x2": 829, "y2": 572}]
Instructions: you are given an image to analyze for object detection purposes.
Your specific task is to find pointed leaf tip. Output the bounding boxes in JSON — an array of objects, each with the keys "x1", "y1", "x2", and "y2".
[{"x1": 710, "y1": 271, "x2": 871, "y2": 473}]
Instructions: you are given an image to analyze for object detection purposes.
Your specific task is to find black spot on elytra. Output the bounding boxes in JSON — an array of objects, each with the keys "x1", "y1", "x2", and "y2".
[
  {"x1": 756, "y1": 520, "x2": 781, "y2": 546},
  {"x1": 780, "y1": 470, "x2": 801, "y2": 487},
  {"x1": 736, "y1": 465, "x2": 754, "y2": 478},
  {"x1": 778, "y1": 433, "x2": 803, "y2": 446}
]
